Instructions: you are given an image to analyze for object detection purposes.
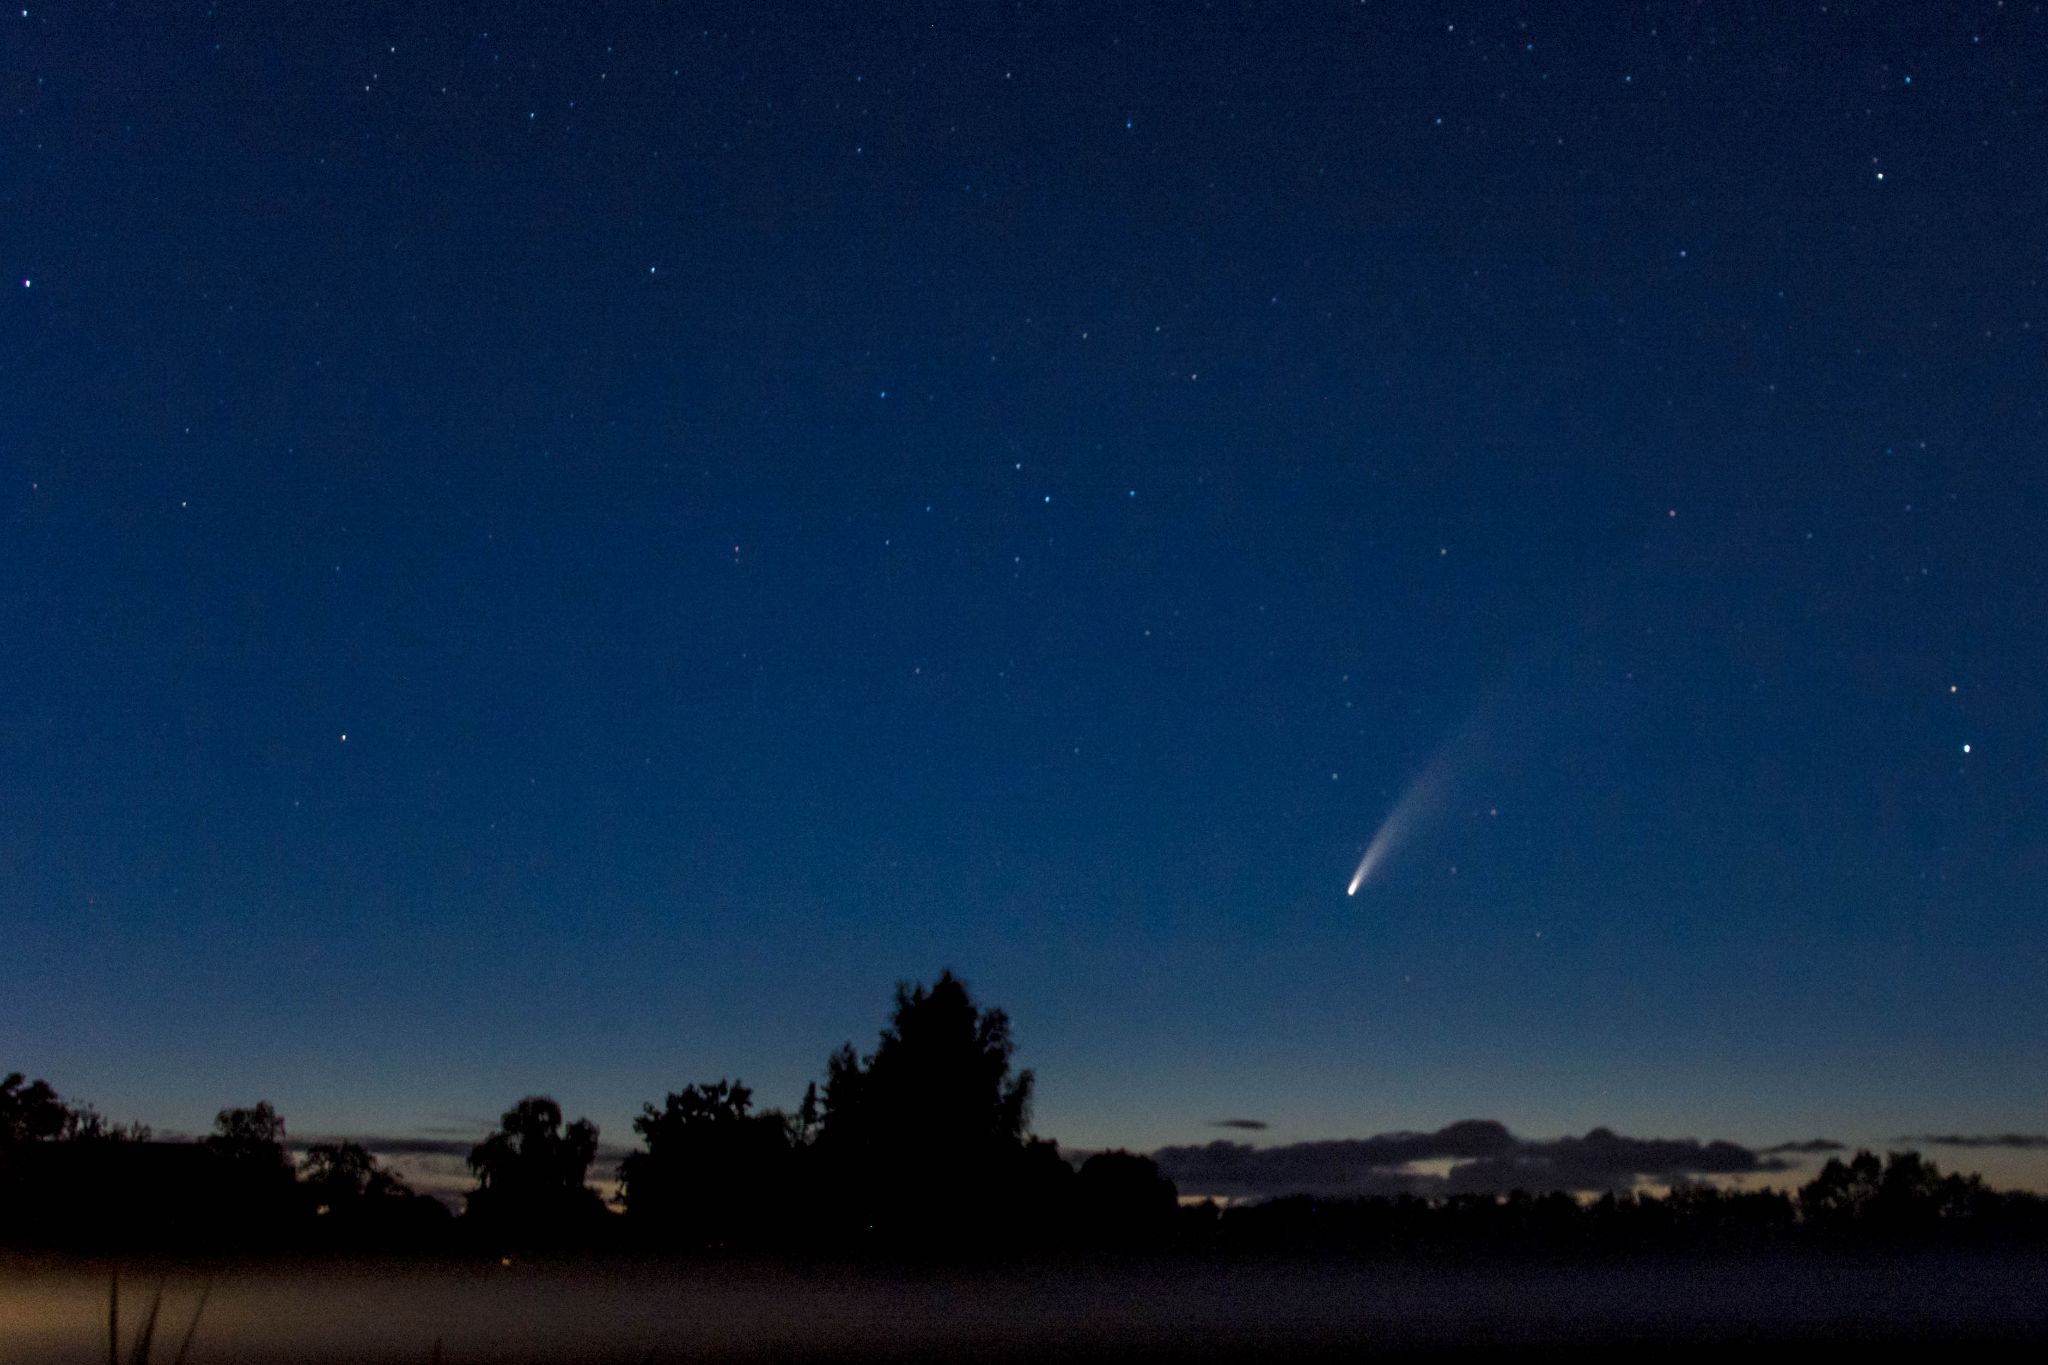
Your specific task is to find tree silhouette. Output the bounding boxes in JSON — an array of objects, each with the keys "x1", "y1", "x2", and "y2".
[
  {"x1": 59, "y1": 1104, "x2": 150, "y2": 1143},
  {"x1": 815, "y1": 970, "x2": 1039, "y2": 1245},
  {"x1": 0, "y1": 1074, "x2": 149, "y2": 1146},
  {"x1": 302, "y1": 1140, "x2": 450, "y2": 1244},
  {"x1": 18, "y1": 991, "x2": 2048, "y2": 1261},
  {"x1": 0, "y1": 1073, "x2": 70, "y2": 1145},
  {"x1": 173, "y1": 1101, "x2": 299, "y2": 1242},
  {"x1": 466, "y1": 1097, "x2": 606, "y2": 1241},
  {"x1": 1075, "y1": 1150, "x2": 1180, "y2": 1246},
  {"x1": 618, "y1": 1079, "x2": 799, "y2": 1248},
  {"x1": 302, "y1": 1140, "x2": 423, "y2": 1209},
  {"x1": 821, "y1": 971, "x2": 1032, "y2": 1150},
  {"x1": 1798, "y1": 1150, "x2": 1884, "y2": 1228},
  {"x1": 207, "y1": 1101, "x2": 294, "y2": 1176},
  {"x1": 1797, "y1": 1148, "x2": 1997, "y2": 1235}
]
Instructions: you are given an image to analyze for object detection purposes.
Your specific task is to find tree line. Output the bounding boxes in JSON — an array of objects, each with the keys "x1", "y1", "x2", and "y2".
[{"x1": 5, "y1": 972, "x2": 2045, "y2": 1257}]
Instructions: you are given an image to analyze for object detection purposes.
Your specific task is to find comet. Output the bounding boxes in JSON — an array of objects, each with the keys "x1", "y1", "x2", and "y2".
[{"x1": 1345, "y1": 719, "x2": 1471, "y2": 896}]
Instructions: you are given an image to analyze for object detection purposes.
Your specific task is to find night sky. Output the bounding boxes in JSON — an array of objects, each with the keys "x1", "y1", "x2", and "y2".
[{"x1": 6, "y1": 3, "x2": 2046, "y2": 1192}]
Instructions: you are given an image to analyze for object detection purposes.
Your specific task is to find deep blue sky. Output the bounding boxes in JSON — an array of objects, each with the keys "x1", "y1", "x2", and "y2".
[{"x1": 5, "y1": 2, "x2": 2045, "y2": 1185}]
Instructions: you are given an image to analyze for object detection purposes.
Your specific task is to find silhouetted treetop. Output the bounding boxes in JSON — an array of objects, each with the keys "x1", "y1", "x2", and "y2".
[
  {"x1": 302, "y1": 1140, "x2": 417, "y2": 1207},
  {"x1": 1, "y1": 1073, "x2": 75, "y2": 1145},
  {"x1": 1798, "y1": 1148, "x2": 1993, "y2": 1230},
  {"x1": 466, "y1": 1096, "x2": 606, "y2": 1239},
  {"x1": 1077, "y1": 1149, "x2": 1181, "y2": 1239},
  {"x1": 470, "y1": 1098, "x2": 599, "y2": 1192},
  {"x1": 206, "y1": 1101, "x2": 294, "y2": 1179},
  {"x1": 297, "y1": 1139, "x2": 448, "y2": 1241},
  {"x1": 210, "y1": 1101, "x2": 285, "y2": 1148},
  {"x1": 60, "y1": 1104, "x2": 151, "y2": 1143},
  {"x1": 0, "y1": 1073, "x2": 146, "y2": 1144},
  {"x1": 820, "y1": 969, "x2": 1033, "y2": 1160},
  {"x1": 809, "y1": 971, "x2": 1047, "y2": 1245},
  {"x1": 636, "y1": 1078, "x2": 759, "y2": 1132},
  {"x1": 619, "y1": 1079, "x2": 801, "y2": 1247}
]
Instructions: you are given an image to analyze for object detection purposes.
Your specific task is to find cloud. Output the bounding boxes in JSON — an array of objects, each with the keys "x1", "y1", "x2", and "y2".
[
  {"x1": 1760, "y1": 1138, "x2": 1846, "y2": 1154},
  {"x1": 298, "y1": 1133, "x2": 633, "y2": 1163},
  {"x1": 298, "y1": 1135, "x2": 474, "y2": 1159},
  {"x1": 1906, "y1": 1134, "x2": 2048, "y2": 1150},
  {"x1": 1151, "y1": 1141, "x2": 1430, "y2": 1199},
  {"x1": 418, "y1": 1119, "x2": 496, "y2": 1137},
  {"x1": 1209, "y1": 1119, "x2": 1270, "y2": 1131},
  {"x1": 1151, "y1": 1121, "x2": 1790, "y2": 1200}
]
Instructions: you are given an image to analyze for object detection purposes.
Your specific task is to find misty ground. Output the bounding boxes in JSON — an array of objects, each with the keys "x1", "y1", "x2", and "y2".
[{"x1": 6, "y1": 1250, "x2": 2048, "y2": 1362}]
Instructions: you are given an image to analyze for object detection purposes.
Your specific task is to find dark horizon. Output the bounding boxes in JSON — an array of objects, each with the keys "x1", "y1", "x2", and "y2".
[
  {"x1": 9, "y1": 970, "x2": 2046, "y2": 1271},
  {"x1": 8, "y1": 973, "x2": 2048, "y2": 1359},
  {"x1": 57, "y1": 1106, "x2": 2048, "y2": 1209},
  {"x1": 10, "y1": 966, "x2": 2048, "y2": 1213}
]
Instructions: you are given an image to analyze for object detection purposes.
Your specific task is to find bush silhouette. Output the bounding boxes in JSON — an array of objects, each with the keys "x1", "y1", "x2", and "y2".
[{"x1": 1075, "y1": 1150, "x2": 1180, "y2": 1247}]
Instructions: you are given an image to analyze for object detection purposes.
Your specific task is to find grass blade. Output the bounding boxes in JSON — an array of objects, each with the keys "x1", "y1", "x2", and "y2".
[
  {"x1": 169, "y1": 1281, "x2": 212, "y2": 1365},
  {"x1": 126, "y1": 1287, "x2": 163, "y2": 1365}
]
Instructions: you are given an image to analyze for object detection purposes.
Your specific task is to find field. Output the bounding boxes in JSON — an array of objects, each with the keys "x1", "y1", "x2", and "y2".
[{"x1": 6, "y1": 1251, "x2": 2048, "y2": 1362}]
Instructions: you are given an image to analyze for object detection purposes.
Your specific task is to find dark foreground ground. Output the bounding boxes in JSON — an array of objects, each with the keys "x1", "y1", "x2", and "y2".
[{"x1": 6, "y1": 1250, "x2": 2048, "y2": 1362}]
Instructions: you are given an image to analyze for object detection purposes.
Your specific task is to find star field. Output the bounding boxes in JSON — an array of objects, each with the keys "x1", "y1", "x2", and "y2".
[{"x1": 2, "y1": 2, "x2": 2045, "y2": 1182}]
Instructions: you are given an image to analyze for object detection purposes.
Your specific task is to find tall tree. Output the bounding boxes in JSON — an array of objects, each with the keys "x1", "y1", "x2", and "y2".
[
  {"x1": 466, "y1": 1097, "x2": 606, "y2": 1241},
  {"x1": 821, "y1": 971, "x2": 1033, "y2": 1153},
  {"x1": 816, "y1": 971, "x2": 1043, "y2": 1243}
]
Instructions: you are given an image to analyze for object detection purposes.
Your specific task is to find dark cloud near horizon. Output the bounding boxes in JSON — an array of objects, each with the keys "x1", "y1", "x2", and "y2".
[
  {"x1": 1152, "y1": 1121, "x2": 1790, "y2": 1200},
  {"x1": 1907, "y1": 1134, "x2": 2048, "y2": 1150},
  {"x1": 298, "y1": 1135, "x2": 472, "y2": 1159},
  {"x1": 418, "y1": 1120, "x2": 497, "y2": 1137},
  {"x1": 1210, "y1": 1119, "x2": 1270, "y2": 1131},
  {"x1": 297, "y1": 1134, "x2": 635, "y2": 1166},
  {"x1": 1760, "y1": 1139, "x2": 1846, "y2": 1154}
]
